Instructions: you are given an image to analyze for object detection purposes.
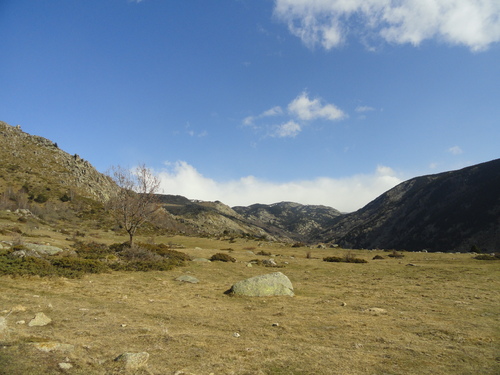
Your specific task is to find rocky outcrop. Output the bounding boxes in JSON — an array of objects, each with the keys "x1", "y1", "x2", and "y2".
[{"x1": 0, "y1": 121, "x2": 118, "y2": 202}]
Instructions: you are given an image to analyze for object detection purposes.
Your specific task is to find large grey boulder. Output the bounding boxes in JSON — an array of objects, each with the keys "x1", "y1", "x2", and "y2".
[
  {"x1": 24, "y1": 243, "x2": 63, "y2": 256},
  {"x1": 225, "y1": 272, "x2": 294, "y2": 297}
]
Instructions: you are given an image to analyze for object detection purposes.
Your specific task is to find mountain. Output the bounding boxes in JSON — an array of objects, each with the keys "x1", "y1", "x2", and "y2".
[
  {"x1": 315, "y1": 159, "x2": 500, "y2": 252},
  {"x1": 233, "y1": 202, "x2": 342, "y2": 243}
]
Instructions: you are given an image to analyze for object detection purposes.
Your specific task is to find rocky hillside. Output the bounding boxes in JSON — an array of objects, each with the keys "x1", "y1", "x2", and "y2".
[
  {"x1": 316, "y1": 159, "x2": 500, "y2": 252},
  {"x1": 0, "y1": 121, "x2": 118, "y2": 202},
  {"x1": 158, "y1": 195, "x2": 284, "y2": 240},
  {"x1": 233, "y1": 202, "x2": 342, "y2": 243}
]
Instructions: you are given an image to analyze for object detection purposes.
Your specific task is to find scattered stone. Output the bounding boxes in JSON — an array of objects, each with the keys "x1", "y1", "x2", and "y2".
[
  {"x1": 114, "y1": 352, "x2": 150, "y2": 369},
  {"x1": 225, "y1": 272, "x2": 294, "y2": 297},
  {"x1": 246, "y1": 263, "x2": 253, "y2": 267},
  {"x1": 272, "y1": 323, "x2": 280, "y2": 327},
  {"x1": 340, "y1": 302, "x2": 347, "y2": 307},
  {"x1": 366, "y1": 307, "x2": 387, "y2": 315},
  {"x1": 11, "y1": 305, "x2": 27, "y2": 312},
  {"x1": 32, "y1": 342, "x2": 74, "y2": 353},
  {"x1": 58, "y1": 363, "x2": 73, "y2": 370},
  {"x1": 262, "y1": 259, "x2": 277, "y2": 266},
  {"x1": 233, "y1": 332, "x2": 241, "y2": 338},
  {"x1": 194, "y1": 247, "x2": 203, "y2": 250},
  {"x1": 28, "y1": 312, "x2": 52, "y2": 326},
  {"x1": 192, "y1": 258, "x2": 211, "y2": 262},
  {"x1": 9, "y1": 249, "x2": 42, "y2": 258},
  {"x1": 406, "y1": 263, "x2": 418, "y2": 266},
  {"x1": 16, "y1": 320, "x2": 25, "y2": 325},
  {"x1": 174, "y1": 371, "x2": 197, "y2": 375},
  {"x1": 175, "y1": 275, "x2": 200, "y2": 284}
]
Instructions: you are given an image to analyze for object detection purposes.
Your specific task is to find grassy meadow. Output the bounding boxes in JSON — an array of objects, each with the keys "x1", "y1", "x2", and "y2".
[{"x1": 0, "y1": 216, "x2": 499, "y2": 374}]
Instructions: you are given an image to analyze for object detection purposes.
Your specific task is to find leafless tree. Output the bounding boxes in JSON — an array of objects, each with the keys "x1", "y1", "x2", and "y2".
[{"x1": 107, "y1": 164, "x2": 161, "y2": 247}]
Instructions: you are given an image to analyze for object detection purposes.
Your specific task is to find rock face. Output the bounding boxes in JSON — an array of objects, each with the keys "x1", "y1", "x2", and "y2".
[
  {"x1": 316, "y1": 159, "x2": 500, "y2": 252},
  {"x1": 225, "y1": 272, "x2": 294, "y2": 297}
]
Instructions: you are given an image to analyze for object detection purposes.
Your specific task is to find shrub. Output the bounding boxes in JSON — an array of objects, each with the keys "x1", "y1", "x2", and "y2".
[
  {"x1": 323, "y1": 255, "x2": 367, "y2": 263},
  {"x1": 474, "y1": 254, "x2": 500, "y2": 261},
  {"x1": 387, "y1": 250, "x2": 404, "y2": 258},
  {"x1": 73, "y1": 241, "x2": 113, "y2": 259},
  {"x1": 292, "y1": 242, "x2": 304, "y2": 248},
  {"x1": 110, "y1": 259, "x2": 178, "y2": 272},
  {"x1": 135, "y1": 242, "x2": 191, "y2": 262},
  {"x1": 210, "y1": 253, "x2": 236, "y2": 262},
  {"x1": 51, "y1": 257, "x2": 109, "y2": 275},
  {"x1": 372, "y1": 255, "x2": 385, "y2": 260},
  {"x1": 256, "y1": 250, "x2": 272, "y2": 256}
]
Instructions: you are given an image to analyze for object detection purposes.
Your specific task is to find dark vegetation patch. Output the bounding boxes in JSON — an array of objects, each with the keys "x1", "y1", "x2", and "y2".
[
  {"x1": 210, "y1": 253, "x2": 236, "y2": 262},
  {"x1": 0, "y1": 241, "x2": 190, "y2": 278}
]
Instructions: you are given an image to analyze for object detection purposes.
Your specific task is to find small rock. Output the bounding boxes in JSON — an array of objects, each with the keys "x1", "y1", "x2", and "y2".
[
  {"x1": 11, "y1": 305, "x2": 27, "y2": 312},
  {"x1": 114, "y1": 352, "x2": 149, "y2": 369},
  {"x1": 272, "y1": 323, "x2": 279, "y2": 327},
  {"x1": 192, "y1": 258, "x2": 210, "y2": 262},
  {"x1": 28, "y1": 312, "x2": 52, "y2": 327},
  {"x1": 233, "y1": 332, "x2": 241, "y2": 338},
  {"x1": 406, "y1": 263, "x2": 418, "y2": 266},
  {"x1": 175, "y1": 275, "x2": 200, "y2": 284},
  {"x1": 33, "y1": 342, "x2": 74, "y2": 353},
  {"x1": 340, "y1": 302, "x2": 347, "y2": 307},
  {"x1": 366, "y1": 307, "x2": 387, "y2": 315},
  {"x1": 246, "y1": 263, "x2": 253, "y2": 267},
  {"x1": 58, "y1": 363, "x2": 73, "y2": 370},
  {"x1": 16, "y1": 320, "x2": 25, "y2": 325}
]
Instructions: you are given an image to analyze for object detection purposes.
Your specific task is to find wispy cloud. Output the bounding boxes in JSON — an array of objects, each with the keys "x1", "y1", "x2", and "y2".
[
  {"x1": 274, "y1": 0, "x2": 500, "y2": 52},
  {"x1": 448, "y1": 146, "x2": 463, "y2": 155},
  {"x1": 157, "y1": 161, "x2": 402, "y2": 212},
  {"x1": 243, "y1": 92, "x2": 346, "y2": 138},
  {"x1": 355, "y1": 106, "x2": 375, "y2": 113},
  {"x1": 272, "y1": 120, "x2": 301, "y2": 138}
]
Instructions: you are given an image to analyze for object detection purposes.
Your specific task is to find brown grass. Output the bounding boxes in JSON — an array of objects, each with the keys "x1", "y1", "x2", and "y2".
[{"x1": 0, "y1": 228, "x2": 499, "y2": 374}]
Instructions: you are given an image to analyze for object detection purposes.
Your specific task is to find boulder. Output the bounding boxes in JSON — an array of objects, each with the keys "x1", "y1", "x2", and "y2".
[
  {"x1": 114, "y1": 352, "x2": 149, "y2": 369},
  {"x1": 225, "y1": 272, "x2": 294, "y2": 297},
  {"x1": 24, "y1": 243, "x2": 63, "y2": 256},
  {"x1": 175, "y1": 275, "x2": 199, "y2": 284},
  {"x1": 28, "y1": 312, "x2": 52, "y2": 327}
]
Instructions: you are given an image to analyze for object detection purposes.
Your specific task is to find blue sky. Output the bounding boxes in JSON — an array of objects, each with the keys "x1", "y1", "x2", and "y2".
[{"x1": 1, "y1": 0, "x2": 499, "y2": 211}]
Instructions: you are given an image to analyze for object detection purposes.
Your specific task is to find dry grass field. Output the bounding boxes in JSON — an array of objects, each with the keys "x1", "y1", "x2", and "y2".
[{"x1": 0, "y1": 227, "x2": 499, "y2": 374}]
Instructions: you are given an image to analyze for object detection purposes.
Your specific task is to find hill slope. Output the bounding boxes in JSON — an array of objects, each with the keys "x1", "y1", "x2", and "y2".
[
  {"x1": 316, "y1": 159, "x2": 500, "y2": 252},
  {"x1": 0, "y1": 121, "x2": 118, "y2": 202}
]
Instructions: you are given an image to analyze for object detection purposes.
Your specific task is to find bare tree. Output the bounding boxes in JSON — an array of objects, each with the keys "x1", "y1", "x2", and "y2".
[{"x1": 107, "y1": 164, "x2": 161, "y2": 247}]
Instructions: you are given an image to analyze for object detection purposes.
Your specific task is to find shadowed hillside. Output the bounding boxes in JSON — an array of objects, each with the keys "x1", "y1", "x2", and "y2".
[{"x1": 316, "y1": 159, "x2": 500, "y2": 252}]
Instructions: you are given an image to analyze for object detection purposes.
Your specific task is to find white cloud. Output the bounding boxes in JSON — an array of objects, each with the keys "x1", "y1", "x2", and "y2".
[
  {"x1": 355, "y1": 106, "x2": 375, "y2": 113},
  {"x1": 448, "y1": 145, "x2": 463, "y2": 155},
  {"x1": 243, "y1": 106, "x2": 284, "y2": 127},
  {"x1": 272, "y1": 120, "x2": 301, "y2": 137},
  {"x1": 288, "y1": 92, "x2": 346, "y2": 121},
  {"x1": 157, "y1": 161, "x2": 402, "y2": 212},
  {"x1": 274, "y1": 0, "x2": 500, "y2": 51}
]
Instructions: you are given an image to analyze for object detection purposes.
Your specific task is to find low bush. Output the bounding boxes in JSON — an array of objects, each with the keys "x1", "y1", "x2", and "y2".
[
  {"x1": 372, "y1": 255, "x2": 385, "y2": 260},
  {"x1": 256, "y1": 250, "x2": 272, "y2": 256},
  {"x1": 210, "y1": 253, "x2": 236, "y2": 262},
  {"x1": 73, "y1": 241, "x2": 114, "y2": 259},
  {"x1": 51, "y1": 257, "x2": 110, "y2": 276},
  {"x1": 474, "y1": 254, "x2": 499, "y2": 261},
  {"x1": 110, "y1": 259, "x2": 178, "y2": 272},
  {"x1": 323, "y1": 255, "x2": 368, "y2": 263},
  {"x1": 388, "y1": 250, "x2": 404, "y2": 258}
]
